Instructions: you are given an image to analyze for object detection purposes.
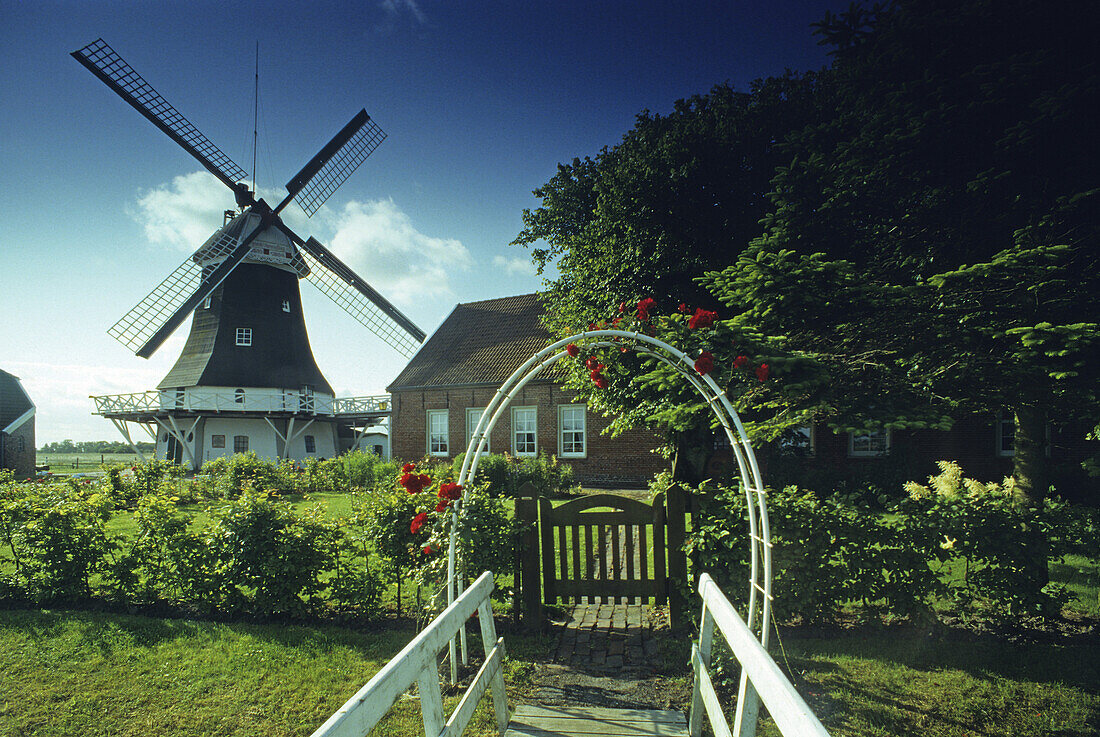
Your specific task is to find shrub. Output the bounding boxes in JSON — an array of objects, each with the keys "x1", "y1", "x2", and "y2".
[{"x1": 452, "y1": 451, "x2": 577, "y2": 497}]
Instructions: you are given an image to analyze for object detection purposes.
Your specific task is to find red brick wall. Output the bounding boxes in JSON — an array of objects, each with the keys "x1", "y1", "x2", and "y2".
[{"x1": 390, "y1": 381, "x2": 666, "y2": 487}]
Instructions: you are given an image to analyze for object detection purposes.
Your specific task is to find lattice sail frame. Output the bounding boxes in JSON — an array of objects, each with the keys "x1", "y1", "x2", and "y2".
[
  {"x1": 108, "y1": 229, "x2": 246, "y2": 353},
  {"x1": 297, "y1": 248, "x2": 421, "y2": 358},
  {"x1": 294, "y1": 116, "x2": 387, "y2": 217},
  {"x1": 442, "y1": 329, "x2": 772, "y2": 678}
]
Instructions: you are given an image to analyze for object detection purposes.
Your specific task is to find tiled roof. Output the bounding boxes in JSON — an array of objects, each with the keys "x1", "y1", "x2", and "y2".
[
  {"x1": 0, "y1": 369, "x2": 34, "y2": 427},
  {"x1": 387, "y1": 293, "x2": 556, "y2": 390}
]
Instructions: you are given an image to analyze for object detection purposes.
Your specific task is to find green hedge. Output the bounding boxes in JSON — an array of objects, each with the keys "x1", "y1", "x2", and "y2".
[{"x1": 685, "y1": 462, "x2": 1098, "y2": 622}]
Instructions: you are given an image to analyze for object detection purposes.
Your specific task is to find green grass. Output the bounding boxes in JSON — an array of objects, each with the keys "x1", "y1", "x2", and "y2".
[
  {"x1": 0, "y1": 608, "x2": 521, "y2": 737},
  {"x1": 748, "y1": 627, "x2": 1100, "y2": 736},
  {"x1": 34, "y1": 452, "x2": 142, "y2": 473}
]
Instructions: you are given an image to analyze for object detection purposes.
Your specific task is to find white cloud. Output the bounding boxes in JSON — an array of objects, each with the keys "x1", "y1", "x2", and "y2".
[
  {"x1": 129, "y1": 171, "x2": 230, "y2": 251},
  {"x1": 327, "y1": 199, "x2": 472, "y2": 306},
  {"x1": 492, "y1": 254, "x2": 536, "y2": 277},
  {"x1": 379, "y1": 0, "x2": 426, "y2": 24}
]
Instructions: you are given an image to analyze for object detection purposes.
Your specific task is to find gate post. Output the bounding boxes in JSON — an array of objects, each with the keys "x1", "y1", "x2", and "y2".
[
  {"x1": 514, "y1": 482, "x2": 544, "y2": 629},
  {"x1": 666, "y1": 483, "x2": 690, "y2": 629}
]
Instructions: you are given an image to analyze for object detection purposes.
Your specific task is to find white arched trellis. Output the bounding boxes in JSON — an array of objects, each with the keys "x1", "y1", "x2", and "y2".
[{"x1": 444, "y1": 329, "x2": 773, "y2": 658}]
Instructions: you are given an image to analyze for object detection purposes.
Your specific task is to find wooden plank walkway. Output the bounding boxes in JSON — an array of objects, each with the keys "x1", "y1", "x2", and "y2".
[{"x1": 504, "y1": 704, "x2": 688, "y2": 737}]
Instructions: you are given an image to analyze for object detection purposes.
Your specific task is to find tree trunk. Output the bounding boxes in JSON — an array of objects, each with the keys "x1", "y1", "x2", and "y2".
[{"x1": 1013, "y1": 405, "x2": 1050, "y2": 506}]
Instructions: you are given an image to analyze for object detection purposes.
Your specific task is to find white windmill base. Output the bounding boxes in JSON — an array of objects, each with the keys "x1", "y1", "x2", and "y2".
[{"x1": 92, "y1": 387, "x2": 392, "y2": 469}]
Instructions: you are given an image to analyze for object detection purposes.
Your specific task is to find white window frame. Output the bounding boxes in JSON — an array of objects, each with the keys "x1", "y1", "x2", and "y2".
[
  {"x1": 427, "y1": 409, "x2": 449, "y2": 457},
  {"x1": 203, "y1": 296, "x2": 212, "y2": 309},
  {"x1": 512, "y1": 406, "x2": 538, "y2": 457},
  {"x1": 996, "y1": 410, "x2": 1050, "y2": 457},
  {"x1": 558, "y1": 404, "x2": 587, "y2": 458},
  {"x1": 235, "y1": 327, "x2": 252, "y2": 346},
  {"x1": 848, "y1": 429, "x2": 890, "y2": 457},
  {"x1": 304, "y1": 434, "x2": 316, "y2": 454},
  {"x1": 211, "y1": 434, "x2": 225, "y2": 448},
  {"x1": 780, "y1": 425, "x2": 815, "y2": 455},
  {"x1": 282, "y1": 300, "x2": 291, "y2": 313},
  {"x1": 465, "y1": 407, "x2": 489, "y2": 454}
]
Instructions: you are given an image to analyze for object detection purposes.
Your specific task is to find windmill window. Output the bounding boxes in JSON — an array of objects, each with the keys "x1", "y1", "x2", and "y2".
[
  {"x1": 211, "y1": 435, "x2": 225, "y2": 448},
  {"x1": 304, "y1": 435, "x2": 316, "y2": 453},
  {"x1": 236, "y1": 327, "x2": 252, "y2": 346},
  {"x1": 282, "y1": 300, "x2": 290, "y2": 313},
  {"x1": 262, "y1": 248, "x2": 270, "y2": 255},
  {"x1": 234, "y1": 388, "x2": 245, "y2": 404},
  {"x1": 17, "y1": 436, "x2": 25, "y2": 452},
  {"x1": 233, "y1": 435, "x2": 249, "y2": 453},
  {"x1": 203, "y1": 296, "x2": 211, "y2": 309}
]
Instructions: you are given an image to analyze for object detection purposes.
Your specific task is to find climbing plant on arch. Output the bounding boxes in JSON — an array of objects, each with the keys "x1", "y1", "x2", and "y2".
[{"x1": 444, "y1": 327, "x2": 775, "y2": 648}]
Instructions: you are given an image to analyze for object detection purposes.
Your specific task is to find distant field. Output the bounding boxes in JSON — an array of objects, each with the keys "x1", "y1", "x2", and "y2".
[{"x1": 35, "y1": 452, "x2": 144, "y2": 473}]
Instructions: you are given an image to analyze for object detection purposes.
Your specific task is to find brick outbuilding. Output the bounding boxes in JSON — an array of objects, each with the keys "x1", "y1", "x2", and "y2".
[
  {"x1": 386, "y1": 294, "x2": 666, "y2": 487},
  {"x1": 0, "y1": 369, "x2": 36, "y2": 479}
]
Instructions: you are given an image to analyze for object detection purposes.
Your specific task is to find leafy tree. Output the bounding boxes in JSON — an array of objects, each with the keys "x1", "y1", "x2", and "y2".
[{"x1": 707, "y1": 0, "x2": 1100, "y2": 503}]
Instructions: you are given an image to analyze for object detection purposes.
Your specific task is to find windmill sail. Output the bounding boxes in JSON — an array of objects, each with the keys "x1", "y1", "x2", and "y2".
[
  {"x1": 72, "y1": 39, "x2": 249, "y2": 194},
  {"x1": 298, "y1": 238, "x2": 424, "y2": 358},
  {"x1": 279, "y1": 110, "x2": 387, "y2": 217},
  {"x1": 109, "y1": 219, "x2": 265, "y2": 357}
]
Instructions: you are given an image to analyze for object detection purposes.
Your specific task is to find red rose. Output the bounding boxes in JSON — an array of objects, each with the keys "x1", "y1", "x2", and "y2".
[
  {"x1": 435, "y1": 499, "x2": 449, "y2": 512},
  {"x1": 566, "y1": 343, "x2": 580, "y2": 357},
  {"x1": 678, "y1": 303, "x2": 689, "y2": 313},
  {"x1": 694, "y1": 351, "x2": 715, "y2": 376},
  {"x1": 422, "y1": 545, "x2": 433, "y2": 555},
  {"x1": 620, "y1": 345, "x2": 629, "y2": 353},
  {"x1": 593, "y1": 375, "x2": 609, "y2": 389},
  {"x1": 587, "y1": 323, "x2": 596, "y2": 331},
  {"x1": 618, "y1": 301, "x2": 627, "y2": 313},
  {"x1": 636, "y1": 297, "x2": 656, "y2": 321},
  {"x1": 687, "y1": 308, "x2": 718, "y2": 330},
  {"x1": 756, "y1": 363, "x2": 770, "y2": 382},
  {"x1": 733, "y1": 355, "x2": 749, "y2": 369},
  {"x1": 410, "y1": 512, "x2": 428, "y2": 534},
  {"x1": 402, "y1": 462, "x2": 415, "y2": 474},
  {"x1": 612, "y1": 316, "x2": 622, "y2": 327},
  {"x1": 585, "y1": 356, "x2": 600, "y2": 371},
  {"x1": 438, "y1": 482, "x2": 463, "y2": 501}
]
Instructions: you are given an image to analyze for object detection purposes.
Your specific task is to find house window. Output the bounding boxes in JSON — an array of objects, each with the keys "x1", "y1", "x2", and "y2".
[
  {"x1": 233, "y1": 435, "x2": 249, "y2": 453},
  {"x1": 466, "y1": 407, "x2": 489, "y2": 453},
  {"x1": 211, "y1": 434, "x2": 225, "y2": 448},
  {"x1": 849, "y1": 429, "x2": 890, "y2": 457},
  {"x1": 304, "y1": 435, "x2": 316, "y2": 453},
  {"x1": 780, "y1": 425, "x2": 814, "y2": 457},
  {"x1": 235, "y1": 327, "x2": 252, "y2": 346},
  {"x1": 282, "y1": 300, "x2": 290, "y2": 313},
  {"x1": 559, "y1": 405, "x2": 586, "y2": 458},
  {"x1": 996, "y1": 410, "x2": 1050, "y2": 457},
  {"x1": 513, "y1": 407, "x2": 537, "y2": 456},
  {"x1": 234, "y1": 388, "x2": 245, "y2": 404},
  {"x1": 428, "y1": 410, "x2": 449, "y2": 456}
]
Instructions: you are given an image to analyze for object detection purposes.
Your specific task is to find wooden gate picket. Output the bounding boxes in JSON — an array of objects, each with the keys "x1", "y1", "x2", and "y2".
[{"x1": 538, "y1": 492, "x2": 667, "y2": 605}]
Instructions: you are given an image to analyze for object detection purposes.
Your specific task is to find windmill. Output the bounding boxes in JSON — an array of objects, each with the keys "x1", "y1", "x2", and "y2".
[{"x1": 76, "y1": 38, "x2": 424, "y2": 468}]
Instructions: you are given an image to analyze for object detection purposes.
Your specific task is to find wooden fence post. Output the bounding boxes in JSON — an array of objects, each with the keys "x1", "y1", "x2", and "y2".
[
  {"x1": 514, "y1": 482, "x2": 543, "y2": 629},
  {"x1": 666, "y1": 483, "x2": 690, "y2": 629}
]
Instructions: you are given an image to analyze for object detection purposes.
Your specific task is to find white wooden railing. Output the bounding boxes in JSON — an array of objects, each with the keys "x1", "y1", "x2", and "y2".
[
  {"x1": 689, "y1": 574, "x2": 830, "y2": 737},
  {"x1": 311, "y1": 571, "x2": 509, "y2": 737},
  {"x1": 91, "y1": 390, "x2": 390, "y2": 417}
]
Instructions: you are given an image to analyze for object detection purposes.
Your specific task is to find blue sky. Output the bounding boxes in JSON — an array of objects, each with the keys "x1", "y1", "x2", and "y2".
[{"x1": 1, "y1": 0, "x2": 838, "y2": 444}]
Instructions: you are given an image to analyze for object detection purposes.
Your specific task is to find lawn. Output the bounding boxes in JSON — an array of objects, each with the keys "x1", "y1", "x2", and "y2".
[
  {"x1": 0, "y1": 608, "x2": 530, "y2": 737},
  {"x1": 2, "y1": 607, "x2": 1097, "y2": 737}
]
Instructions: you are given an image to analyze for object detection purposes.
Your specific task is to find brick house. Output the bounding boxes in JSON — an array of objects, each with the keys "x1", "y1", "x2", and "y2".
[
  {"x1": 0, "y1": 369, "x2": 36, "y2": 479},
  {"x1": 386, "y1": 294, "x2": 666, "y2": 487}
]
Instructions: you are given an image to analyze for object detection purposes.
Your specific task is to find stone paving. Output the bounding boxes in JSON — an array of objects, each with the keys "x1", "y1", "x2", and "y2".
[{"x1": 552, "y1": 603, "x2": 667, "y2": 673}]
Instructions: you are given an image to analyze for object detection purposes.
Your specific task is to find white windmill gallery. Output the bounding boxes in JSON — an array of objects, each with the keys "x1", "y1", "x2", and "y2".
[{"x1": 75, "y1": 39, "x2": 425, "y2": 470}]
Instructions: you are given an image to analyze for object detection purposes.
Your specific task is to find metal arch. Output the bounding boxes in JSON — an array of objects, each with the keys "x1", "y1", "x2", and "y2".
[{"x1": 443, "y1": 329, "x2": 773, "y2": 649}]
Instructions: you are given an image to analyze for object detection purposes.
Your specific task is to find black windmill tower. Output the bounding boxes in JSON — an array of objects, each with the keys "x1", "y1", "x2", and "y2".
[{"x1": 74, "y1": 39, "x2": 424, "y2": 465}]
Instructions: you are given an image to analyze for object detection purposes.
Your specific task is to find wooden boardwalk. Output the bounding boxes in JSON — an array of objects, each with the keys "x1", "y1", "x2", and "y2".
[{"x1": 504, "y1": 704, "x2": 688, "y2": 737}]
